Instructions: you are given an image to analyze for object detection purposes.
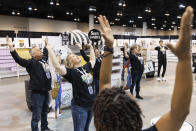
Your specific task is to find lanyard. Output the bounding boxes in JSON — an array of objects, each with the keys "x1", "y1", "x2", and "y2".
[
  {"x1": 97, "y1": 57, "x2": 102, "y2": 63},
  {"x1": 39, "y1": 60, "x2": 47, "y2": 71},
  {"x1": 76, "y1": 67, "x2": 87, "y2": 76}
]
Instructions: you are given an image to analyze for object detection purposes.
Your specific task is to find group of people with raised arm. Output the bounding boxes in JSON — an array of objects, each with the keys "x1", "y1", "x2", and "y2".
[{"x1": 6, "y1": 6, "x2": 194, "y2": 131}]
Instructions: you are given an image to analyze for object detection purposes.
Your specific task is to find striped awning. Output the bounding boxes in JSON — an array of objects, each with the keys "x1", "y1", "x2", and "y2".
[{"x1": 68, "y1": 30, "x2": 105, "y2": 45}]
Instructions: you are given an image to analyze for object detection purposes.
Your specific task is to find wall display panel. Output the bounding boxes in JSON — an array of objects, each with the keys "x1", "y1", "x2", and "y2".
[
  {"x1": 14, "y1": 38, "x2": 29, "y2": 48},
  {"x1": 42, "y1": 36, "x2": 62, "y2": 49},
  {"x1": 129, "y1": 39, "x2": 136, "y2": 46},
  {"x1": 30, "y1": 38, "x2": 44, "y2": 49}
]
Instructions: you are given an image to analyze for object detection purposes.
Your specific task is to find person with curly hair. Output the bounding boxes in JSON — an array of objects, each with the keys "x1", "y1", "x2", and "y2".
[{"x1": 93, "y1": 6, "x2": 194, "y2": 131}]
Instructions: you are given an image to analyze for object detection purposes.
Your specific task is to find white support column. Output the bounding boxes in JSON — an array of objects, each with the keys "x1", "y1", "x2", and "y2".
[
  {"x1": 89, "y1": 14, "x2": 94, "y2": 31},
  {"x1": 142, "y1": 22, "x2": 147, "y2": 36},
  {"x1": 174, "y1": 26, "x2": 178, "y2": 35}
]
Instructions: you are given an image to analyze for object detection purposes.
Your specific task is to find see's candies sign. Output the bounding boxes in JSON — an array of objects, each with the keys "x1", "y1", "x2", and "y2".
[{"x1": 88, "y1": 29, "x2": 101, "y2": 42}]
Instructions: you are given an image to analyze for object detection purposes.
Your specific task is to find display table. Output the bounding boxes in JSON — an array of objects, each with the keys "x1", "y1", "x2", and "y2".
[{"x1": 151, "y1": 116, "x2": 194, "y2": 131}]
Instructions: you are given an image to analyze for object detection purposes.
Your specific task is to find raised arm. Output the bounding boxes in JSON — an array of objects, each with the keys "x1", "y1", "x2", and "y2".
[
  {"x1": 76, "y1": 43, "x2": 90, "y2": 62},
  {"x1": 42, "y1": 47, "x2": 49, "y2": 62},
  {"x1": 89, "y1": 45, "x2": 96, "y2": 68},
  {"x1": 98, "y1": 15, "x2": 114, "y2": 92},
  {"x1": 45, "y1": 38, "x2": 67, "y2": 76},
  {"x1": 156, "y1": 6, "x2": 194, "y2": 131},
  {"x1": 6, "y1": 36, "x2": 31, "y2": 68}
]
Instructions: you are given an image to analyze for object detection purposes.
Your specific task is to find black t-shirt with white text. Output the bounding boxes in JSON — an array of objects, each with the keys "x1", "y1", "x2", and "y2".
[
  {"x1": 155, "y1": 46, "x2": 168, "y2": 61},
  {"x1": 63, "y1": 62, "x2": 96, "y2": 107}
]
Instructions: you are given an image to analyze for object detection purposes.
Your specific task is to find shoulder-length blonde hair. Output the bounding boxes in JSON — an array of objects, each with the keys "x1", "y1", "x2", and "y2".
[{"x1": 64, "y1": 53, "x2": 75, "y2": 68}]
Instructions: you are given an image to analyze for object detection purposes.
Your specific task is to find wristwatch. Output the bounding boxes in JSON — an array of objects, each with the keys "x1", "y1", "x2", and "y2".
[{"x1": 104, "y1": 46, "x2": 113, "y2": 53}]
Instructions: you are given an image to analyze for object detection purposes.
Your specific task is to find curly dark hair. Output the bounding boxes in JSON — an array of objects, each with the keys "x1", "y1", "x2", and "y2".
[{"x1": 93, "y1": 88, "x2": 143, "y2": 131}]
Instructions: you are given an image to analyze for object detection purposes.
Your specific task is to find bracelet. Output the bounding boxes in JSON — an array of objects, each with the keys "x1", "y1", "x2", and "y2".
[
  {"x1": 104, "y1": 46, "x2": 113, "y2": 53},
  {"x1": 103, "y1": 52, "x2": 113, "y2": 57}
]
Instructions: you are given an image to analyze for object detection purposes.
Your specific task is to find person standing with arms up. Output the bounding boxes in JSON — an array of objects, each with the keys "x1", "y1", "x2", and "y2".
[
  {"x1": 76, "y1": 43, "x2": 102, "y2": 95},
  {"x1": 6, "y1": 36, "x2": 53, "y2": 131},
  {"x1": 46, "y1": 40, "x2": 96, "y2": 131},
  {"x1": 155, "y1": 40, "x2": 168, "y2": 82}
]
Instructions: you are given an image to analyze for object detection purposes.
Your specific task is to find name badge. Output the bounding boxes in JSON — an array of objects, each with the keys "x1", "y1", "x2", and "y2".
[{"x1": 88, "y1": 86, "x2": 94, "y2": 95}]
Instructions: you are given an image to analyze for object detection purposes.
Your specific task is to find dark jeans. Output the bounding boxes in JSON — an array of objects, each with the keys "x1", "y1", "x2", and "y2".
[
  {"x1": 158, "y1": 60, "x2": 167, "y2": 77},
  {"x1": 121, "y1": 59, "x2": 127, "y2": 80},
  {"x1": 130, "y1": 71, "x2": 142, "y2": 95},
  {"x1": 71, "y1": 101, "x2": 93, "y2": 131},
  {"x1": 31, "y1": 91, "x2": 50, "y2": 131},
  {"x1": 94, "y1": 79, "x2": 99, "y2": 95}
]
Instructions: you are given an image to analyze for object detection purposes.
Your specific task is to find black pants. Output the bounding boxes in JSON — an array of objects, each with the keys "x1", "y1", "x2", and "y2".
[
  {"x1": 93, "y1": 79, "x2": 99, "y2": 95},
  {"x1": 31, "y1": 91, "x2": 50, "y2": 131},
  {"x1": 130, "y1": 71, "x2": 142, "y2": 95},
  {"x1": 158, "y1": 60, "x2": 167, "y2": 77}
]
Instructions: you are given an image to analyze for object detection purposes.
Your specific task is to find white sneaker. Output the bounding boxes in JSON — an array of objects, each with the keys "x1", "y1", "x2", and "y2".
[
  {"x1": 162, "y1": 77, "x2": 167, "y2": 81},
  {"x1": 157, "y1": 77, "x2": 161, "y2": 82}
]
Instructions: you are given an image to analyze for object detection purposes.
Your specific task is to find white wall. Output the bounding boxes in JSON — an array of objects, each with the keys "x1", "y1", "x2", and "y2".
[{"x1": 1, "y1": 15, "x2": 196, "y2": 36}]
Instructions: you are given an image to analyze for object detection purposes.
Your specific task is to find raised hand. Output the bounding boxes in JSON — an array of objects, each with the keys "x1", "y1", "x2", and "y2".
[
  {"x1": 166, "y1": 6, "x2": 194, "y2": 61},
  {"x1": 45, "y1": 37, "x2": 53, "y2": 49},
  {"x1": 45, "y1": 36, "x2": 48, "y2": 46},
  {"x1": 6, "y1": 36, "x2": 14, "y2": 47},
  {"x1": 98, "y1": 15, "x2": 114, "y2": 48},
  {"x1": 6, "y1": 36, "x2": 15, "y2": 52}
]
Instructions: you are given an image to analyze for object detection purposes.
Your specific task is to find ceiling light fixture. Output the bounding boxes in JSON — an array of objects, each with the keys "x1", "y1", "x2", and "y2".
[
  {"x1": 34, "y1": 8, "x2": 38, "y2": 11},
  {"x1": 179, "y1": 4, "x2": 185, "y2": 9},
  {"x1": 177, "y1": 16, "x2": 182, "y2": 19},
  {"x1": 172, "y1": 21, "x2": 176, "y2": 25},
  {"x1": 66, "y1": 11, "x2": 70, "y2": 15},
  {"x1": 165, "y1": 13, "x2": 170, "y2": 16},
  {"x1": 12, "y1": 10, "x2": 15, "y2": 15},
  {"x1": 154, "y1": 27, "x2": 157, "y2": 29},
  {"x1": 169, "y1": 29, "x2": 171, "y2": 31},
  {"x1": 89, "y1": 6, "x2": 96, "y2": 12},
  {"x1": 161, "y1": 27, "x2": 164, "y2": 30},
  {"x1": 123, "y1": 1, "x2": 126, "y2": 7},
  {"x1": 152, "y1": 23, "x2": 155, "y2": 26},
  {"x1": 56, "y1": 0, "x2": 60, "y2": 6},
  {"x1": 129, "y1": 20, "x2": 134, "y2": 23},
  {"x1": 50, "y1": 0, "x2": 54, "y2": 5},
  {"x1": 151, "y1": 17, "x2": 156, "y2": 21},
  {"x1": 110, "y1": 22, "x2": 114, "y2": 25},
  {"x1": 122, "y1": 24, "x2": 126, "y2": 27},
  {"x1": 28, "y1": 6, "x2": 33, "y2": 11},
  {"x1": 74, "y1": 18, "x2": 80, "y2": 22},
  {"x1": 138, "y1": 16, "x2": 142, "y2": 19},
  {"x1": 178, "y1": 27, "x2": 180, "y2": 29},
  {"x1": 70, "y1": 12, "x2": 73, "y2": 15},
  {"x1": 145, "y1": 7, "x2": 151, "y2": 13},
  {"x1": 117, "y1": 11, "x2": 123, "y2": 16},
  {"x1": 115, "y1": 18, "x2": 120, "y2": 21},
  {"x1": 17, "y1": 11, "x2": 20, "y2": 15}
]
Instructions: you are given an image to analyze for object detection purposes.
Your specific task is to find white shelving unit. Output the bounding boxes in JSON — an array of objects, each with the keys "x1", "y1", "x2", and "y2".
[
  {"x1": 0, "y1": 47, "x2": 18, "y2": 79},
  {"x1": 111, "y1": 47, "x2": 122, "y2": 87}
]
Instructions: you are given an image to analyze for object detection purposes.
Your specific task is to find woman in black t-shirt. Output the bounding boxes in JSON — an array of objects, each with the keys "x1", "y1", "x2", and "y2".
[{"x1": 46, "y1": 41, "x2": 96, "y2": 131}]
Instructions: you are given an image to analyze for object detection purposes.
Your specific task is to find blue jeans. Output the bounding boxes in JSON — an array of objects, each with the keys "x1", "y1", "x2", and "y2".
[
  {"x1": 94, "y1": 79, "x2": 99, "y2": 95},
  {"x1": 126, "y1": 67, "x2": 131, "y2": 87},
  {"x1": 31, "y1": 91, "x2": 50, "y2": 131},
  {"x1": 130, "y1": 71, "x2": 142, "y2": 95},
  {"x1": 121, "y1": 59, "x2": 127, "y2": 80},
  {"x1": 71, "y1": 101, "x2": 93, "y2": 131}
]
